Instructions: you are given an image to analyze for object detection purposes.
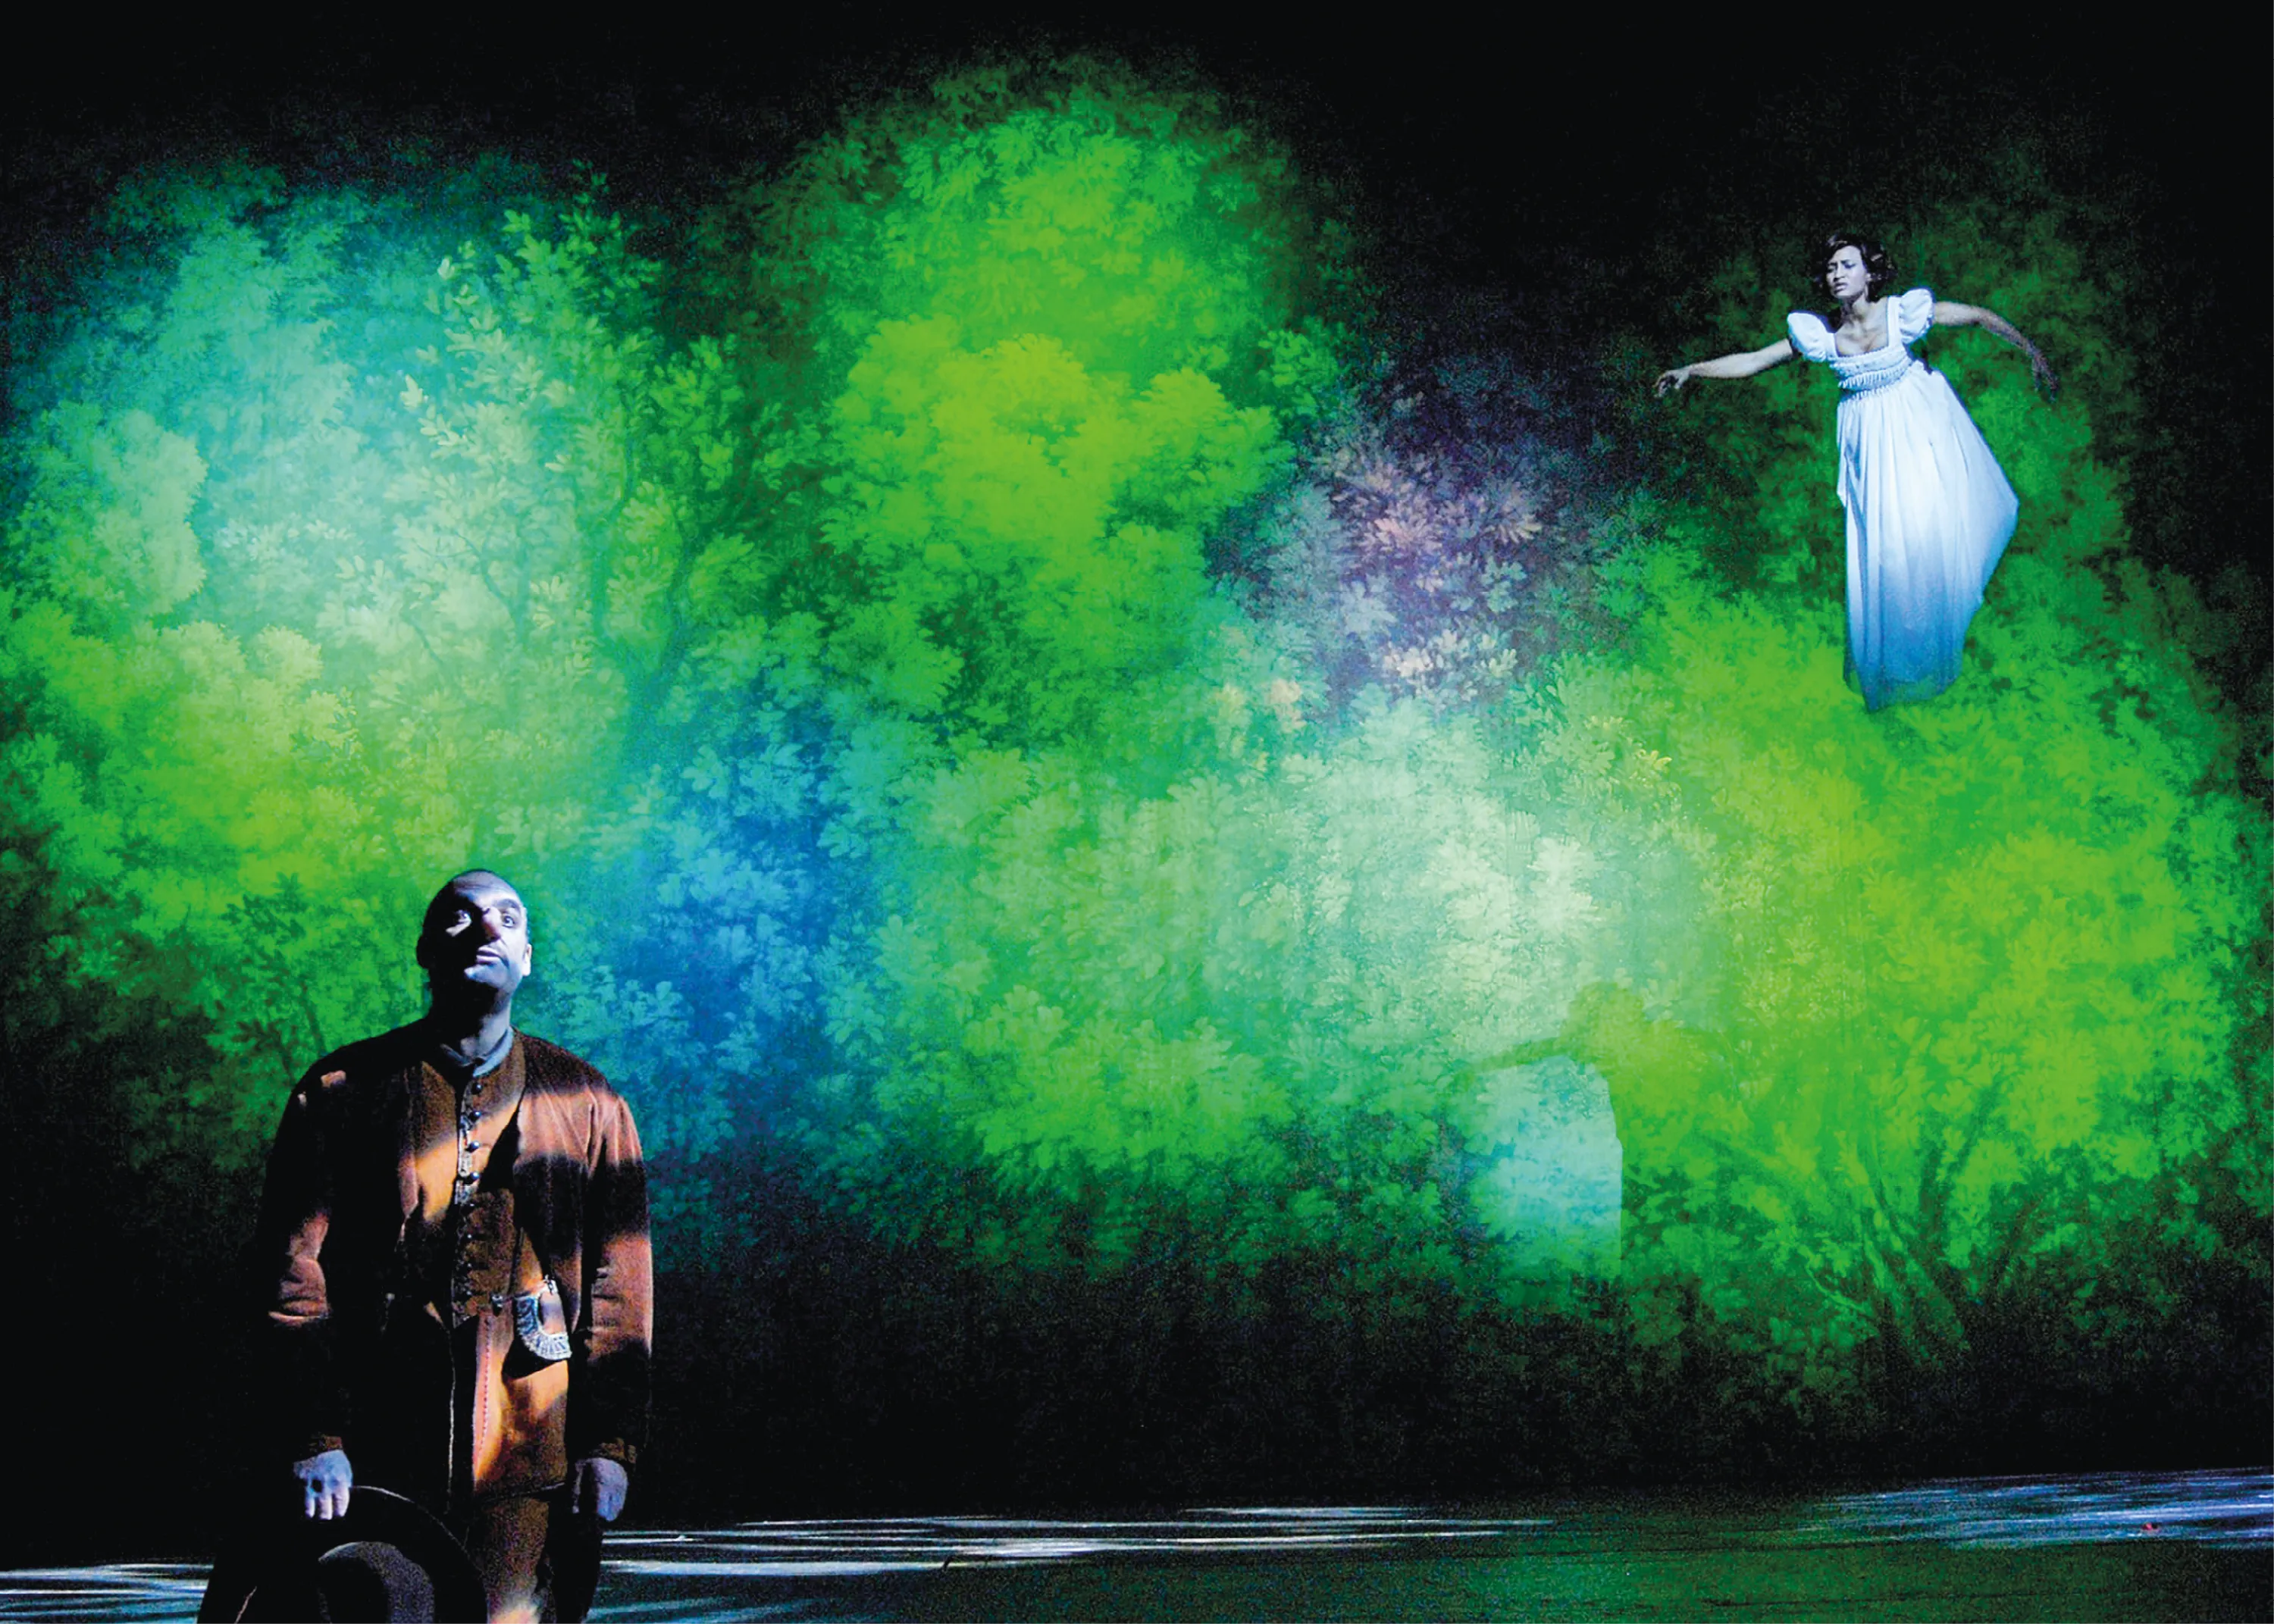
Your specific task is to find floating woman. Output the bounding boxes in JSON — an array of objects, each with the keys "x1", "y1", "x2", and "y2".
[{"x1": 1656, "y1": 234, "x2": 2058, "y2": 709}]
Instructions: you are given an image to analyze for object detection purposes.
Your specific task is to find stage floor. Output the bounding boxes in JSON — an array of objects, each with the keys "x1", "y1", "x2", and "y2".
[{"x1": 5, "y1": 1466, "x2": 2266, "y2": 1622}]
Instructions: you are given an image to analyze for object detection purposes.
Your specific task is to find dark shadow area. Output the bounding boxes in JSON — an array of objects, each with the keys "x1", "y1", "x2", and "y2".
[{"x1": 0, "y1": 838, "x2": 261, "y2": 1566}]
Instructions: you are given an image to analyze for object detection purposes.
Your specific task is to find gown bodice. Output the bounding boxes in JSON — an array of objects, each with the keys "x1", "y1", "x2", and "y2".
[{"x1": 1788, "y1": 288, "x2": 1936, "y2": 393}]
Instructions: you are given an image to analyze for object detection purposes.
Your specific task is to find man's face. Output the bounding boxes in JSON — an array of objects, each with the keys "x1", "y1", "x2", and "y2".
[{"x1": 417, "y1": 872, "x2": 533, "y2": 1003}]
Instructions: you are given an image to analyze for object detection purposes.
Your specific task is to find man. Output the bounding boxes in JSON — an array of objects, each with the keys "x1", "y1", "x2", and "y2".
[{"x1": 239, "y1": 869, "x2": 651, "y2": 1622}]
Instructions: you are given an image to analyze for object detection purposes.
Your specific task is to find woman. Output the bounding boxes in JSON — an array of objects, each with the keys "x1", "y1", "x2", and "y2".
[{"x1": 1656, "y1": 233, "x2": 2057, "y2": 709}]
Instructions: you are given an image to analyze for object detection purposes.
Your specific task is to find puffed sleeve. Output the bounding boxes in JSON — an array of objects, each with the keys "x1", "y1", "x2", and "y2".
[
  {"x1": 1892, "y1": 288, "x2": 1934, "y2": 345},
  {"x1": 1784, "y1": 311, "x2": 1837, "y2": 363}
]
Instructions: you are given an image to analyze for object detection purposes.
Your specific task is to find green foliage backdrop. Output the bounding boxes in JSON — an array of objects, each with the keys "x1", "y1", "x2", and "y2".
[{"x1": 2, "y1": 59, "x2": 2263, "y2": 1514}]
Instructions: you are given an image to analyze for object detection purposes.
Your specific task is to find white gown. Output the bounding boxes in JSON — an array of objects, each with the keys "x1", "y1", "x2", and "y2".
[{"x1": 1787, "y1": 289, "x2": 2019, "y2": 709}]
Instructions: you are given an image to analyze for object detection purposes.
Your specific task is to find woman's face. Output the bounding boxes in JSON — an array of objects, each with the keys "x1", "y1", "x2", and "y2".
[{"x1": 1825, "y1": 245, "x2": 1871, "y2": 303}]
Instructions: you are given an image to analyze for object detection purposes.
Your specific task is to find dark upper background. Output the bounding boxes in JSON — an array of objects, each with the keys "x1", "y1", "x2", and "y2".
[{"x1": 0, "y1": 8, "x2": 2263, "y2": 587}]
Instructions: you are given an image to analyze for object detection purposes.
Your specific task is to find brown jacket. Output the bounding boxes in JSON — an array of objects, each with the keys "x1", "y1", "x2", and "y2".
[{"x1": 254, "y1": 1025, "x2": 652, "y2": 1506}]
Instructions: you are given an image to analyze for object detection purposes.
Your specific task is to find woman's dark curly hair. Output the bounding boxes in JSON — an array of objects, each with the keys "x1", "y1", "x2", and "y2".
[{"x1": 1815, "y1": 232, "x2": 1894, "y2": 302}]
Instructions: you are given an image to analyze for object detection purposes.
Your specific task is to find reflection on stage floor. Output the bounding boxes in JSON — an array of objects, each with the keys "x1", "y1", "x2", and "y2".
[{"x1": 3, "y1": 1466, "x2": 2265, "y2": 1622}]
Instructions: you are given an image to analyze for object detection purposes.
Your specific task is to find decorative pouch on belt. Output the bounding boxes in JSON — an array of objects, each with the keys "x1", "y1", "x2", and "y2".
[
  {"x1": 512, "y1": 1226, "x2": 572, "y2": 1363},
  {"x1": 513, "y1": 1277, "x2": 571, "y2": 1361}
]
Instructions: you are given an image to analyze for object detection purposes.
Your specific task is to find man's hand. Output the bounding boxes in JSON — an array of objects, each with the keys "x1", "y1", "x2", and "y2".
[
  {"x1": 293, "y1": 1448, "x2": 353, "y2": 1520},
  {"x1": 569, "y1": 1457, "x2": 628, "y2": 1523}
]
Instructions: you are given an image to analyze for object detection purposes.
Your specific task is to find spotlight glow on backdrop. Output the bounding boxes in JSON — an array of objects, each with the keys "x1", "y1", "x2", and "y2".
[{"x1": 2, "y1": 59, "x2": 2263, "y2": 1514}]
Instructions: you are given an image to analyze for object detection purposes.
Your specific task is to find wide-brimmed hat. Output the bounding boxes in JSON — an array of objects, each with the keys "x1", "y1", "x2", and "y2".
[{"x1": 199, "y1": 1485, "x2": 489, "y2": 1622}]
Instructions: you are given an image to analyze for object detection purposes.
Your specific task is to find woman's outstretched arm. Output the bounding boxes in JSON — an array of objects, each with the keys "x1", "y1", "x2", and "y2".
[
  {"x1": 1932, "y1": 301, "x2": 2059, "y2": 397},
  {"x1": 1655, "y1": 338, "x2": 1795, "y2": 396}
]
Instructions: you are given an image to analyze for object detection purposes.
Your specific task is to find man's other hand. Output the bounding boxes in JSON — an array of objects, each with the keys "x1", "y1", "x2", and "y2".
[
  {"x1": 293, "y1": 1448, "x2": 353, "y2": 1519},
  {"x1": 569, "y1": 1457, "x2": 628, "y2": 1522}
]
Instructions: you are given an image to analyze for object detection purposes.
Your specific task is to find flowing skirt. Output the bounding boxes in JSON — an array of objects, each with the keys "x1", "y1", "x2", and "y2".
[{"x1": 1836, "y1": 364, "x2": 2018, "y2": 709}]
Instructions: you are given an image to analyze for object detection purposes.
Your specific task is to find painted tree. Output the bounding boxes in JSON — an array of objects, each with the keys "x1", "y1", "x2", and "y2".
[
  {"x1": 1541, "y1": 184, "x2": 2269, "y2": 1410},
  {"x1": 727, "y1": 59, "x2": 1342, "y2": 746},
  {"x1": 0, "y1": 167, "x2": 819, "y2": 1153}
]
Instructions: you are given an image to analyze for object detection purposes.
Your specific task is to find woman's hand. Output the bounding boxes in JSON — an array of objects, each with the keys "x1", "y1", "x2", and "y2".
[
  {"x1": 1943, "y1": 300, "x2": 2059, "y2": 402},
  {"x1": 1654, "y1": 343, "x2": 1790, "y2": 396},
  {"x1": 2029, "y1": 348, "x2": 2060, "y2": 402}
]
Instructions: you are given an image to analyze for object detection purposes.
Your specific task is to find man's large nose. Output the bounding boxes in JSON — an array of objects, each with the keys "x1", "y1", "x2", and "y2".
[{"x1": 475, "y1": 908, "x2": 505, "y2": 940}]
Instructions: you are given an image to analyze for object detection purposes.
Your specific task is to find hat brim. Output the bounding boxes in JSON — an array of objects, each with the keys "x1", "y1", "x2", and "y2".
[{"x1": 201, "y1": 1485, "x2": 488, "y2": 1622}]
